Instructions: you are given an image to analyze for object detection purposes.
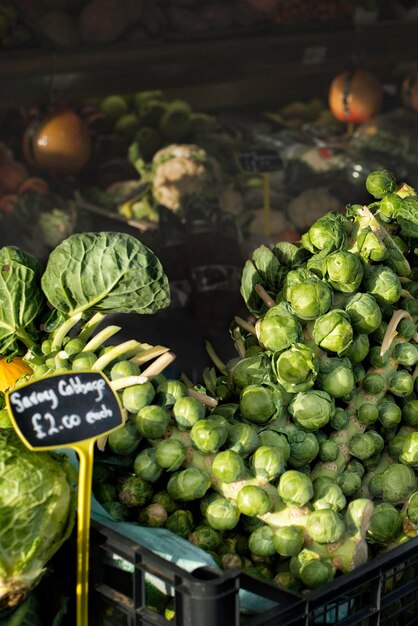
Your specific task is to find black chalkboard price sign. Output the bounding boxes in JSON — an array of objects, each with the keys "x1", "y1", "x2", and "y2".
[
  {"x1": 238, "y1": 149, "x2": 283, "y2": 173},
  {"x1": 6, "y1": 371, "x2": 123, "y2": 450}
]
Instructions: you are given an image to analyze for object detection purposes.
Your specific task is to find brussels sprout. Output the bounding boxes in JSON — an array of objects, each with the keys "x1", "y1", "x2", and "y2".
[
  {"x1": 273, "y1": 343, "x2": 318, "y2": 393},
  {"x1": 290, "y1": 549, "x2": 335, "y2": 589},
  {"x1": 355, "y1": 227, "x2": 386, "y2": 263},
  {"x1": 118, "y1": 476, "x2": 153, "y2": 507},
  {"x1": 394, "y1": 343, "x2": 418, "y2": 367},
  {"x1": 406, "y1": 491, "x2": 418, "y2": 525},
  {"x1": 122, "y1": 382, "x2": 155, "y2": 413},
  {"x1": 165, "y1": 510, "x2": 194, "y2": 538},
  {"x1": 156, "y1": 380, "x2": 188, "y2": 408},
  {"x1": 102, "y1": 501, "x2": 130, "y2": 521},
  {"x1": 138, "y1": 503, "x2": 168, "y2": 527},
  {"x1": 368, "y1": 346, "x2": 389, "y2": 369},
  {"x1": 300, "y1": 212, "x2": 347, "y2": 254},
  {"x1": 344, "y1": 334, "x2": 369, "y2": 364},
  {"x1": 400, "y1": 432, "x2": 418, "y2": 468},
  {"x1": 357, "y1": 402, "x2": 379, "y2": 426},
  {"x1": 283, "y1": 269, "x2": 332, "y2": 320},
  {"x1": 313, "y1": 481, "x2": 346, "y2": 513},
  {"x1": 212, "y1": 450, "x2": 245, "y2": 483},
  {"x1": 403, "y1": 400, "x2": 418, "y2": 427},
  {"x1": 133, "y1": 404, "x2": 170, "y2": 439},
  {"x1": 272, "y1": 526, "x2": 304, "y2": 557},
  {"x1": 319, "y1": 440, "x2": 339, "y2": 463},
  {"x1": 167, "y1": 468, "x2": 211, "y2": 501},
  {"x1": 190, "y1": 418, "x2": 228, "y2": 453},
  {"x1": 172, "y1": 396, "x2": 206, "y2": 430},
  {"x1": 248, "y1": 525, "x2": 276, "y2": 557},
  {"x1": 388, "y1": 370, "x2": 414, "y2": 397},
  {"x1": 287, "y1": 428, "x2": 320, "y2": 467},
  {"x1": 313, "y1": 310, "x2": 353, "y2": 355},
  {"x1": 349, "y1": 432, "x2": 378, "y2": 459},
  {"x1": 366, "y1": 169, "x2": 397, "y2": 198},
  {"x1": 258, "y1": 303, "x2": 302, "y2": 351},
  {"x1": 70, "y1": 350, "x2": 97, "y2": 370},
  {"x1": 398, "y1": 319, "x2": 417, "y2": 341},
  {"x1": 258, "y1": 430, "x2": 291, "y2": 461},
  {"x1": 205, "y1": 497, "x2": 240, "y2": 530},
  {"x1": 379, "y1": 192, "x2": 402, "y2": 219},
  {"x1": 337, "y1": 472, "x2": 361, "y2": 496},
  {"x1": 346, "y1": 460, "x2": 365, "y2": 478},
  {"x1": 329, "y1": 407, "x2": 349, "y2": 430},
  {"x1": 133, "y1": 448, "x2": 163, "y2": 483},
  {"x1": 367, "y1": 431, "x2": 384, "y2": 457},
  {"x1": 236, "y1": 485, "x2": 272, "y2": 517},
  {"x1": 155, "y1": 439, "x2": 186, "y2": 471},
  {"x1": 108, "y1": 420, "x2": 142, "y2": 455},
  {"x1": 251, "y1": 446, "x2": 286, "y2": 481},
  {"x1": 363, "y1": 265, "x2": 402, "y2": 305},
  {"x1": 379, "y1": 398, "x2": 402, "y2": 428},
  {"x1": 366, "y1": 503, "x2": 402, "y2": 546},
  {"x1": 362, "y1": 373, "x2": 385, "y2": 395},
  {"x1": 318, "y1": 357, "x2": 355, "y2": 398},
  {"x1": 306, "y1": 509, "x2": 345, "y2": 544},
  {"x1": 278, "y1": 470, "x2": 313, "y2": 507},
  {"x1": 188, "y1": 525, "x2": 222, "y2": 551},
  {"x1": 110, "y1": 360, "x2": 141, "y2": 380},
  {"x1": 323, "y1": 250, "x2": 364, "y2": 293},
  {"x1": 231, "y1": 354, "x2": 273, "y2": 389},
  {"x1": 289, "y1": 390, "x2": 334, "y2": 431},
  {"x1": 239, "y1": 384, "x2": 283, "y2": 424},
  {"x1": 227, "y1": 422, "x2": 259, "y2": 456},
  {"x1": 381, "y1": 464, "x2": 417, "y2": 504},
  {"x1": 221, "y1": 553, "x2": 242, "y2": 570},
  {"x1": 152, "y1": 490, "x2": 179, "y2": 514},
  {"x1": 95, "y1": 482, "x2": 118, "y2": 504}
]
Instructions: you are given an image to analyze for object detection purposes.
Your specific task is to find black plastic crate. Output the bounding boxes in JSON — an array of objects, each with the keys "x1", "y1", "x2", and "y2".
[{"x1": 90, "y1": 520, "x2": 418, "y2": 626}]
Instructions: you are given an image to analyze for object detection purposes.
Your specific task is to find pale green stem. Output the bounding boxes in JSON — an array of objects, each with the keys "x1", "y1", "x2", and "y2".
[
  {"x1": 141, "y1": 352, "x2": 176, "y2": 378},
  {"x1": 92, "y1": 340, "x2": 143, "y2": 371},
  {"x1": 83, "y1": 325, "x2": 121, "y2": 352},
  {"x1": 51, "y1": 312, "x2": 84, "y2": 350},
  {"x1": 187, "y1": 388, "x2": 218, "y2": 408},
  {"x1": 78, "y1": 312, "x2": 107, "y2": 343},
  {"x1": 130, "y1": 345, "x2": 170, "y2": 366},
  {"x1": 110, "y1": 375, "x2": 148, "y2": 392},
  {"x1": 205, "y1": 340, "x2": 227, "y2": 374}
]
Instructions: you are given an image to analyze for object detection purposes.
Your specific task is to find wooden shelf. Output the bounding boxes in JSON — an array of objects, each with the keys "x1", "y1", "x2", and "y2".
[{"x1": 0, "y1": 20, "x2": 416, "y2": 108}]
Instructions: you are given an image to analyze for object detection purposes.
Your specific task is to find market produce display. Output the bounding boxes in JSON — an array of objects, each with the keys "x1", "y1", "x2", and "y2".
[{"x1": 91, "y1": 168, "x2": 418, "y2": 596}]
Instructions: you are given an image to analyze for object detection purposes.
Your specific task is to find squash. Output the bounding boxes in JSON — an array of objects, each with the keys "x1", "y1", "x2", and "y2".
[
  {"x1": 328, "y1": 68, "x2": 383, "y2": 124},
  {"x1": 0, "y1": 357, "x2": 32, "y2": 393}
]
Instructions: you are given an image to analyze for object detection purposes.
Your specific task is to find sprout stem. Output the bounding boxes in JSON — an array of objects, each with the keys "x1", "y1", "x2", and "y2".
[
  {"x1": 83, "y1": 325, "x2": 121, "y2": 352},
  {"x1": 141, "y1": 352, "x2": 176, "y2": 378},
  {"x1": 180, "y1": 372, "x2": 194, "y2": 388},
  {"x1": 401, "y1": 289, "x2": 413, "y2": 299},
  {"x1": 187, "y1": 388, "x2": 218, "y2": 408},
  {"x1": 110, "y1": 375, "x2": 148, "y2": 391},
  {"x1": 232, "y1": 327, "x2": 246, "y2": 359},
  {"x1": 413, "y1": 364, "x2": 418, "y2": 382},
  {"x1": 78, "y1": 312, "x2": 107, "y2": 342},
  {"x1": 92, "y1": 340, "x2": 143, "y2": 371},
  {"x1": 255, "y1": 284, "x2": 276, "y2": 308},
  {"x1": 130, "y1": 345, "x2": 170, "y2": 366},
  {"x1": 380, "y1": 309, "x2": 412, "y2": 356},
  {"x1": 205, "y1": 340, "x2": 227, "y2": 374},
  {"x1": 51, "y1": 312, "x2": 84, "y2": 350},
  {"x1": 234, "y1": 316, "x2": 257, "y2": 336}
]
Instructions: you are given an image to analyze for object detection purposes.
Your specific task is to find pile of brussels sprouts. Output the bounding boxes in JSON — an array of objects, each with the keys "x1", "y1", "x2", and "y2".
[{"x1": 94, "y1": 169, "x2": 418, "y2": 593}]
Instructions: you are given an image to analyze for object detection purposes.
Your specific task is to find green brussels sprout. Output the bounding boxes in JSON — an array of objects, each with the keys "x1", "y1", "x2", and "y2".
[
  {"x1": 349, "y1": 432, "x2": 378, "y2": 459},
  {"x1": 318, "y1": 358, "x2": 355, "y2": 398},
  {"x1": 346, "y1": 459, "x2": 365, "y2": 478},
  {"x1": 337, "y1": 472, "x2": 361, "y2": 496},
  {"x1": 366, "y1": 503, "x2": 402, "y2": 546},
  {"x1": 227, "y1": 422, "x2": 259, "y2": 456},
  {"x1": 165, "y1": 510, "x2": 194, "y2": 538},
  {"x1": 287, "y1": 428, "x2": 320, "y2": 467},
  {"x1": 273, "y1": 343, "x2": 318, "y2": 393},
  {"x1": 312, "y1": 481, "x2": 346, "y2": 512},
  {"x1": 313, "y1": 310, "x2": 353, "y2": 356},
  {"x1": 251, "y1": 445, "x2": 286, "y2": 481},
  {"x1": 388, "y1": 370, "x2": 414, "y2": 397},
  {"x1": 400, "y1": 432, "x2": 418, "y2": 468},
  {"x1": 258, "y1": 302, "x2": 302, "y2": 351},
  {"x1": 95, "y1": 482, "x2": 118, "y2": 504},
  {"x1": 362, "y1": 373, "x2": 385, "y2": 395},
  {"x1": 379, "y1": 398, "x2": 402, "y2": 428},
  {"x1": 70, "y1": 350, "x2": 97, "y2": 370},
  {"x1": 118, "y1": 476, "x2": 153, "y2": 507},
  {"x1": 381, "y1": 464, "x2": 417, "y2": 504},
  {"x1": 156, "y1": 380, "x2": 188, "y2": 408},
  {"x1": 367, "y1": 431, "x2": 384, "y2": 456},
  {"x1": 345, "y1": 293, "x2": 382, "y2": 334},
  {"x1": 357, "y1": 403, "x2": 379, "y2": 426},
  {"x1": 366, "y1": 169, "x2": 397, "y2": 199},
  {"x1": 138, "y1": 503, "x2": 168, "y2": 527},
  {"x1": 319, "y1": 440, "x2": 339, "y2": 463},
  {"x1": 188, "y1": 525, "x2": 222, "y2": 551},
  {"x1": 273, "y1": 526, "x2": 304, "y2": 557},
  {"x1": 258, "y1": 430, "x2": 291, "y2": 460},
  {"x1": 110, "y1": 360, "x2": 141, "y2": 380},
  {"x1": 290, "y1": 549, "x2": 335, "y2": 589},
  {"x1": 283, "y1": 269, "x2": 333, "y2": 320},
  {"x1": 289, "y1": 390, "x2": 334, "y2": 431},
  {"x1": 355, "y1": 227, "x2": 386, "y2": 263},
  {"x1": 239, "y1": 384, "x2": 283, "y2": 424},
  {"x1": 306, "y1": 509, "x2": 345, "y2": 544},
  {"x1": 300, "y1": 212, "x2": 347, "y2": 254},
  {"x1": 406, "y1": 491, "x2": 418, "y2": 525},
  {"x1": 122, "y1": 382, "x2": 155, "y2": 413},
  {"x1": 152, "y1": 490, "x2": 179, "y2": 514},
  {"x1": 363, "y1": 265, "x2": 402, "y2": 305},
  {"x1": 155, "y1": 439, "x2": 186, "y2": 471},
  {"x1": 231, "y1": 354, "x2": 273, "y2": 389},
  {"x1": 278, "y1": 470, "x2": 313, "y2": 507},
  {"x1": 398, "y1": 319, "x2": 417, "y2": 340},
  {"x1": 167, "y1": 468, "x2": 211, "y2": 501},
  {"x1": 221, "y1": 553, "x2": 242, "y2": 570},
  {"x1": 329, "y1": 407, "x2": 349, "y2": 430},
  {"x1": 172, "y1": 396, "x2": 206, "y2": 430},
  {"x1": 403, "y1": 400, "x2": 418, "y2": 427},
  {"x1": 248, "y1": 525, "x2": 276, "y2": 557},
  {"x1": 379, "y1": 192, "x2": 402, "y2": 219},
  {"x1": 344, "y1": 334, "x2": 369, "y2": 364},
  {"x1": 190, "y1": 418, "x2": 228, "y2": 453},
  {"x1": 368, "y1": 346, "x2": 389, "y2": 369},
  {"x1": 212, "y1": 450, "x2": 245, "y2": 483},
  {"x1": 108, "y1": 420, "x2": 142, "y2": 455},
  {"x1": 394, "y1": 343, "x2": 418, "y2": 367},
  {"x1": 133, "y1": 448, "x2": 163, "y2": 483},
  {"x1": 102, "y1": 501, "x2": 130, "y2": 521},
  {"x1": 205, "y1": 497, "x2": 240, "y2": 530},
  {"x1": 323, "y1": 250, "x2": 364, "y2": 293},
  {"x1": 236, "y1": 485, "x2": 272, "y2": 517},
  {"x1": 368, "y1": 472, "x2": 384, "y2": 498},
  {"x1": 133, "y1": 404, "x2": 170, "y2": 439}
]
